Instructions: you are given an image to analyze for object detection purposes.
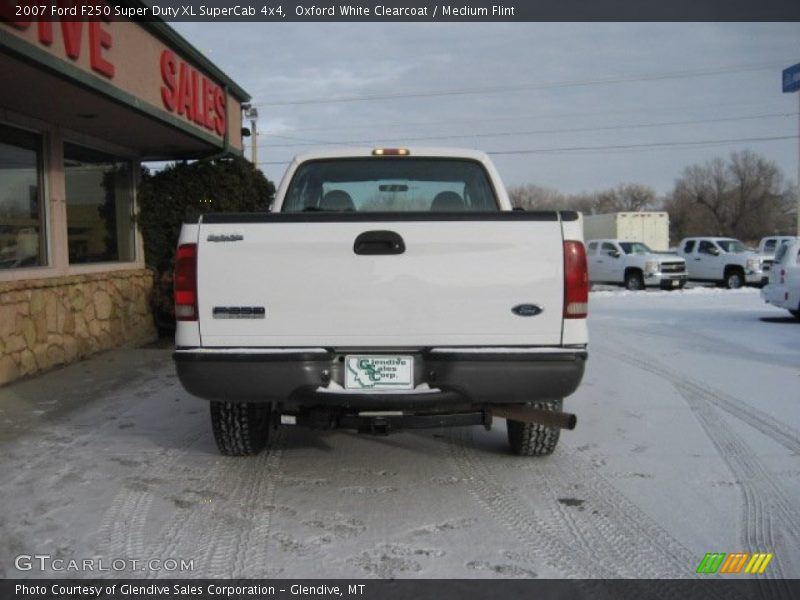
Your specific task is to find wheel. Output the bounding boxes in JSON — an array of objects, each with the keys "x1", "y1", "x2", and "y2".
[
  {"x1": 506, "y1": 400, "x2": 562, "y2": 457},
  {"x1": 624, "y1": 271, "x2": 644, "y2": 291},
  {"x1": 210, "y1": 401, "x2": 271, "y2": 456},
  {"x1": 724, "y1": 269, "x2": 744, "y2": 289}
]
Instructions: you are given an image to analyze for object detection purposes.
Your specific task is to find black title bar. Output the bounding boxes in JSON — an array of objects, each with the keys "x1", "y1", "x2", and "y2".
[{"x1": 2, "y1": 0, "x2": 800, "y2": 22}]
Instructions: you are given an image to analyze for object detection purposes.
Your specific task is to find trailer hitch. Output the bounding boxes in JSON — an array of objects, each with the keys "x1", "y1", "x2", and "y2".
[{"x1": 491, "y1": 405, "x2": 577, "y2": 430}]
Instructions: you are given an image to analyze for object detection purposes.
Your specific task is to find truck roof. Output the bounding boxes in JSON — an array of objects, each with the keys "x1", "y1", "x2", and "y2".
[{"x1": 289, "y1": 146, "x2": 493, "y2": 164}]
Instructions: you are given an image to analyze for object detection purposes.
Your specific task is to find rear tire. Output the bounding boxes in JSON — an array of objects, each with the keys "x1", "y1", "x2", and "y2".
[
  {"x1": 506, "y1": 400, "x2": 562, "y2": 457},
  {"x1": 724, "y1": 268, "x2": 744, "y2": 289},
  {"x1": 624, "y1": 271, "x2": 644, "y2": 291},
  {"x1": 210, "y1": 401, "x2": 271, "y2": 456}
]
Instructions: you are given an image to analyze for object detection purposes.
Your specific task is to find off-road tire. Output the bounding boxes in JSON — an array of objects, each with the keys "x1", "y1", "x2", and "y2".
[
  {"x1": 210, "y1": 401, "x2": 271, "y2": 456},
  {"x1": 506, "y1": 400, "x2": 562, "y2": 457},
  {"x1": 624, "y1": 270, "x2": 645, "y2": 291},
  {"x1": 724, "y1": 268, "x2": 744, "y2": 289}
]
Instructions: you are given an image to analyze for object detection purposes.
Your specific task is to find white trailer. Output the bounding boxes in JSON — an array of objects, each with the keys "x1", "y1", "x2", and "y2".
[{"x1": 582, "y1": 212, "x2": 670, "y2": 251}]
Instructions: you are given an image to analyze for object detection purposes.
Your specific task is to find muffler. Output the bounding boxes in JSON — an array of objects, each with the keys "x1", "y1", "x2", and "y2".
[{"x1": 491, "y1": 405, "x2": 577, "y2": 430}]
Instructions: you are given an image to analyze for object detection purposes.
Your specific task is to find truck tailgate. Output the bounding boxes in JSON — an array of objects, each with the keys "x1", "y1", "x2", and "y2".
[{"x1": 196, "y1": 216, "x2": 565, "y2": 347}]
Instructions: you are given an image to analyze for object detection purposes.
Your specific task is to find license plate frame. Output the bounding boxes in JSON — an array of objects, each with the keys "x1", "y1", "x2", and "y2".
[{"x1": 344, "y1": 355, "x2": 414, "y2": 391}]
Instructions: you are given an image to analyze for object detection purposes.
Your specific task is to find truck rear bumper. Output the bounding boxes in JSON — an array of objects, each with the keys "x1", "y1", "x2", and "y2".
[{"x1": 173, "y1": 347, "x2": 587, "y2": 409}]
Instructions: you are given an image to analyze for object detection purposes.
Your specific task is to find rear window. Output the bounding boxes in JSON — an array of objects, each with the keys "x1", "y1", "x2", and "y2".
[
  {"x1": 774, "y1": 242, "x2": 790, "y2": 264},
  {"x1": 619, "y1": 242, "x2": 652, "y2": 255},
  {"x1": 282, "y1": 158, "x2": 499, "y2": 212}
]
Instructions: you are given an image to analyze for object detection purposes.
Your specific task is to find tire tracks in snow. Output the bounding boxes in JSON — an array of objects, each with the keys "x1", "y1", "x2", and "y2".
[
  {"x1": 149, "y1": 428, "x2": 286, "y2": 578},
  {"x1": 596, "y1": 328, "x2": 800, "y2": 457},
  {"x1": 599, "y1": 341, "x2": 800, "y2": 590},
  {"x1": 447, "y1": 427, "x2": 711, "y2": 584},
  {"x1": 98, "y1": 429, "x2": 206, "y2": 567}
]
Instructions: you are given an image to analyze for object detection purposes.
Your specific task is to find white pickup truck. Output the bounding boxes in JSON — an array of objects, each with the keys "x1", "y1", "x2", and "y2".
[
  {"x1": 172, "y1": 148, "x2": 589, "y2": 457},
  {"x1": 586, "y1": 239, "x2": 687, "y2": 290},
  {"x1": 677, "y1": 237, "x2": 770, "y2": 289}
]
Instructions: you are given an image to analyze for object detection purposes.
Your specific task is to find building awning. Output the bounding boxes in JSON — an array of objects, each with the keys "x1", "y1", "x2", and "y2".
[{"x1": 0, "y1": 15, "x2": 249, "y2": 160}]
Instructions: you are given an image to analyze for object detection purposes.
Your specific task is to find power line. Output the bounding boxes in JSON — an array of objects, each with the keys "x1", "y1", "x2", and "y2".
[
  {"x1": 253, "y1": 63, "x2": 783, "y2": 107},
  {"x1": 487, "y1": 135, "x2": 798, "y2": 156},
  {"x1": 253, "y1": 112, "x2": 794, "y2": 149},
  {"x1": 258, "y1": 99, "x2": 790, "y2": 135},
  {"x1": 253, "y1": 133, "x2": 798, "y2": 166}
]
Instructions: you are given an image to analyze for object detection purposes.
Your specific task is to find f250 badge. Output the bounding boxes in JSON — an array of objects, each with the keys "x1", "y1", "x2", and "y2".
[{"x1": 213, "y1": 306, "x2": 265, "y2": 319}]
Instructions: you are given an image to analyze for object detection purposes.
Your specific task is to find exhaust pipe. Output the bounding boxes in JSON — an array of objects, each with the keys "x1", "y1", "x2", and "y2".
[{"x1": 492, "y1": 405, "x2": 577, "y2": 430}]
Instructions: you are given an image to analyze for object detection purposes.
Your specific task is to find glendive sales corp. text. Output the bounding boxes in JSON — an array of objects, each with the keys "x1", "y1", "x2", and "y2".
[{"x1": 16, "y1": 584, "x2": 367, "y2": 597}]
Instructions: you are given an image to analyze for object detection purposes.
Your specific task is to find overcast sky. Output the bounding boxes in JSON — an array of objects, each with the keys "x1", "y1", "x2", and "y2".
[{"x1": 171, "y1": 22, "x2": 800, "y2": 196}]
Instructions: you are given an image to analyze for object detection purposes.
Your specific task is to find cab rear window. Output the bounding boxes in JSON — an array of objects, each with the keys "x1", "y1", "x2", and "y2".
[{"x1": 282, "y1": 158, "x2": 499, "y2": 212}]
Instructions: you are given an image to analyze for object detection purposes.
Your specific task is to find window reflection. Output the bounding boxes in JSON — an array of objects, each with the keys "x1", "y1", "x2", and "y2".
[
  {"x1": 0, "y1": 125, "x2": 45, "y2": 270},
  {"x1": 64, "y1": 143, "x2": 134, "y2": 264}
]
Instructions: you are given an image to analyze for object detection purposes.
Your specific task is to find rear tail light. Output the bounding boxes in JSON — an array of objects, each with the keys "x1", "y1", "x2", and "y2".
[
  {"x1": 174, "y1": 243, "x2": 198, "y2": 321},
  {"x1": 564, "y1": 240, "x2": 588, "y2": 319}
]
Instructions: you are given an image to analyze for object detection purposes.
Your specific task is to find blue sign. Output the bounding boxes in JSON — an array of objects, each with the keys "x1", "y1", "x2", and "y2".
[{"x1": 783, "y1": 63, "x2": 800, "y2": 93}]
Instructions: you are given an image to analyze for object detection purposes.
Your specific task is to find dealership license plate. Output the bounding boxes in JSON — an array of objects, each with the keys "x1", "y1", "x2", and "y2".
[{"x1": 344, "y1": 355, "x2": 414, "y2": 390}]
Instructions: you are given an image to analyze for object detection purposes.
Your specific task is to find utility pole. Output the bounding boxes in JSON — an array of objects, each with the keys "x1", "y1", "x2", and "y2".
[
  {"x1": 249, "y1": 107, "x2": 259, "y2": 166},
  {"x1": 243, "y1": 105, "x2": 259, "y2": 165},
  {"x1": 783, "y1": 63, "x2": 800, "y2": 235}
]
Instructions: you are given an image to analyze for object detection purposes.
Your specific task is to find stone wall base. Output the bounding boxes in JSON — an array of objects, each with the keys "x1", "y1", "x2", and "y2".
[{"x1": 0, "y1": 269, "x2": 157, "y2": 386}]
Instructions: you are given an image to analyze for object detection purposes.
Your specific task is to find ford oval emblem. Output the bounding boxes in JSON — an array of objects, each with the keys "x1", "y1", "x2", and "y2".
[{"x1": 512, "y1": 304, "x2": 543, "y2": 317}]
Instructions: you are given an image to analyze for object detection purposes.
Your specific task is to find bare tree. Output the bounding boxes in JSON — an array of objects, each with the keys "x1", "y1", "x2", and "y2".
[
  {"x1": 508, "y1": 184, "x2": 565, "y2": 210},
  {"x1": 666, "y1": 150, "x2": 794, "y2": 241},
  {"x1": 595, "y1": 183, "x2": 657, "y2": 213}
]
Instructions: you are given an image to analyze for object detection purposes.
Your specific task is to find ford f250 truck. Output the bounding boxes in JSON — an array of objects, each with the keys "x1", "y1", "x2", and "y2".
[
  {"x1": 586, "y1": 239, "x2": 687, "y2": 290},
  {"x1": 173, "y1": 148, "x2": 589, "y2": 457}
]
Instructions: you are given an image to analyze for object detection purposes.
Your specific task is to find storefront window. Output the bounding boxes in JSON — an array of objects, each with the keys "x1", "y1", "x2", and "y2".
[
  {"x1": 0, "y1": 124, "x2": 46, "y2": 270},
  {"x1": 64, "y1": 143, "x2": 134, "y2": 264}
]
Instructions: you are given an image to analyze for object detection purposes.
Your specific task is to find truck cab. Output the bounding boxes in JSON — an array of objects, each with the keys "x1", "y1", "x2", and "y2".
[
  {"x1": 586, "y1": 239, "x2": 686, "y2": 290},
  {"x1": 758, "y1": 236, "x2": 798, "y2": 260},
  {"x1": 678, "y1": 237, "x2": 769, "y2": 289}
]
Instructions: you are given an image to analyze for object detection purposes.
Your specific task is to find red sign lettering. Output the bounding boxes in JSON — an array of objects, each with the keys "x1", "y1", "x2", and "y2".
[
  {"x1": 89, "y1": 20, "x2": 113, "y2": 77},
  {"x1": 0, "y1": 1, "x2": 114, "y2": 79},
  {"x1": 160, "y1": 49, "x2": 226, "y2": 137}
]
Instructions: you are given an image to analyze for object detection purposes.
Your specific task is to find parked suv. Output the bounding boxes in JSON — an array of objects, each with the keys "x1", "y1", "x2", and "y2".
[
  {"x1": 587, "y1": 239, "x2": 687, "y2": 290},
  {"x1": 760, "y1": 239, "x2": 800, "y2": 319}
]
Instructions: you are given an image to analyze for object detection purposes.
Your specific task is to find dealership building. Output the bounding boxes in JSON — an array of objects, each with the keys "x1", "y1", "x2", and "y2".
[{"x1": 0, "y1": 10, "x2": 249, "y2": 384}]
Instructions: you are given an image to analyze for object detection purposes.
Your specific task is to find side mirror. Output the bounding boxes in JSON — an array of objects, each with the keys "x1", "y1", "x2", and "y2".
[
  {"x1": 610, "y1": 250, "x2": 621, "y2": 258},
  {"x1": 710, "y1": 247, "x2": 720, "y2": 256}
]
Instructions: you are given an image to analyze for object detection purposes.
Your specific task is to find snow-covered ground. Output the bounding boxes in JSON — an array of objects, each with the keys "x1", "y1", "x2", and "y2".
[{"x1": 0, "y1": 287, "x2": 798, "y2": 579}]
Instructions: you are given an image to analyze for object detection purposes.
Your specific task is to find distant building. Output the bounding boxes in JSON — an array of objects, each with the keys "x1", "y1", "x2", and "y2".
[{"x1": 0, "y1": 5, "x2": 249, "y2": 384}]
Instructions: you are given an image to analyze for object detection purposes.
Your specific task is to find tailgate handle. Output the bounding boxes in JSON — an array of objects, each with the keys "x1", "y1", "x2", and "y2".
[{"x1": 354, "y1": 230, "x2": 406, "y2": 255}]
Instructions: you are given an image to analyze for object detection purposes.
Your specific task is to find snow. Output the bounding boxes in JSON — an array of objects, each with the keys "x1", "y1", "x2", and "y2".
[{"x1": 0, "y1": 289, "x2": 798, "y2": 579}]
